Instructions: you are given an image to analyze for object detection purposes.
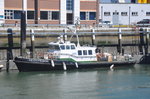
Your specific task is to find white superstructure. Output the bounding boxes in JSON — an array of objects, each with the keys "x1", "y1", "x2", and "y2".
[{"x1": 47, "y1": 38, "x2": 97, "y2": 62}]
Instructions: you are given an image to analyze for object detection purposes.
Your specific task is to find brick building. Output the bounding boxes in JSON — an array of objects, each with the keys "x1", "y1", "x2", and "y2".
[{"x1": 3, "y1": 0, "x2": 97, "y2": 25}]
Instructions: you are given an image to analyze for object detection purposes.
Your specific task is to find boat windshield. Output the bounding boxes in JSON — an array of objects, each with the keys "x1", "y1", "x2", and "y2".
[
  {"x1": 71, "y1": 45, "x2": 75, "y2": 49},
  {"x1": 60, "y1": 45, "x2": 76, "y2": 50},
  {"x1": 60, "y1": 45, "x2": 65, "y2": 50},
  {"x1": 49, "y1": 45, "x2": 60, "y2": 50}
]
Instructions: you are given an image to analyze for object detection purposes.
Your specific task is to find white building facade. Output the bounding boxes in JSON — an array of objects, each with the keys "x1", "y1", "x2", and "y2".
[
  {"x1": 100, "y1": 4, "x2": 150, "y2": 25},
  {"x1": 0, "y1": 0, "x2": 4, "y2": 25}
]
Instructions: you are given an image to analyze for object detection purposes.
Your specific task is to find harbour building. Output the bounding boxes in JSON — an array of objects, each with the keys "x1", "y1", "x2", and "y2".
[
  {"x1": 0, "y1": 0, "x2": 149, "y2": 25},
  {"x1": 99, "y1": 0, "x2": 150, "y2": 25}
]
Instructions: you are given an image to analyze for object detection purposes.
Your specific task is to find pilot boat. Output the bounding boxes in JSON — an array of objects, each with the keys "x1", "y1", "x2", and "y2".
[{"x1": 14, "y1": 35, "x2": 135, "y2": 72}]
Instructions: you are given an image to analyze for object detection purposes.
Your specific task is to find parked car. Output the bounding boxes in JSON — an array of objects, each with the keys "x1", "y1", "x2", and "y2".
[
  {"x1": 99, "y1": 21, "x2": 112, "y2": 28},
  {"x1": 101, "y1": 21, "x2": 112, "y2": 24},
  {"x1": 137, "y1": 19, "x2": 150, "y2": 27},
  {"x1": 137, "y1": 19, "x2": 150, "y2": 24}
]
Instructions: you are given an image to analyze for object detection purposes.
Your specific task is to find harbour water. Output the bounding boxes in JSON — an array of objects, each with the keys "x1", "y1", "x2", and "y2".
[{"x1": 0, "y1": 64, "x2": 150, "y2": 99}]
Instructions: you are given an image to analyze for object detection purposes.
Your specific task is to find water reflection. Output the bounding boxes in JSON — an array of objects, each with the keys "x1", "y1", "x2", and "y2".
[{"x1": 0, "y1": 64, "x2": 150, "y2": 99}]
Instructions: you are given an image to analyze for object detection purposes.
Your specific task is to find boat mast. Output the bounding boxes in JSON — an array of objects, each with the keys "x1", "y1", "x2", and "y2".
[
  {"x1": 75, "y1": 18, "x2": 80, "y2": 47},
  {"x1": 67, "y1": 18, "x2": 80, "y2": 47}
]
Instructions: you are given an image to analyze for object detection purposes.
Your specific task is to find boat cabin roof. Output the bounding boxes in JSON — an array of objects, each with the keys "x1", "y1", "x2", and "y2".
[{"x1": 48, "y1": 41, "x2": 76, "y2": 51}]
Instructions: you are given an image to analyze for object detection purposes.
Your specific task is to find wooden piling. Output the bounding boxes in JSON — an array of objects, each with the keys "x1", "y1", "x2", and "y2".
[
  {"x1": 145, "y1": 28, "x2": 149, "y2": 55},
  {"x1": 6, "y1": 28, "x2": 14, "y2": 72},
  {"x1": 6, "y1": 50, "x2": 10, "y2": 72},
  {"x1": 139, "y1": 28, "x2": 144, "y2": 55},
  {"x1": 91, "y1": 28, "x2": 95, "y2": 45},
  {"x1": 118, "y1": 28, "x2": 122, "y2": 55},
  {"x1": 7, "y1": 28, "x2": 13, "y2": 59},
  {"x1": 34, "y1": 0, "x2": 39, "y2": 24},
  {"x1": 20, "y1": 11, "x2": 27, "y2": 57}
]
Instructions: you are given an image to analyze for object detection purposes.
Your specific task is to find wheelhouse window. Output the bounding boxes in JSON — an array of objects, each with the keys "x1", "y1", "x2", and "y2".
[
  {"x1": 88, "y1": 50, "x2": 92, "y2": 55},
  {"x1": 83, "y1": 50, "x2": 87, "y2": 55},
  {"x1": 66, "y1": 45, "x2": 70, "y2": 50},
  {"x1": 78, "y1": 50, "x2": 82, "y2": 55},
  {"x1": 60, "y1": 45, "x2": 65, "y2": 50},
  {"x1": 71, "y1": 45, "x2": 75, "y2": 49},
  {"x1": 49, "y1": 45, "x2": 60, "y2": 50}
]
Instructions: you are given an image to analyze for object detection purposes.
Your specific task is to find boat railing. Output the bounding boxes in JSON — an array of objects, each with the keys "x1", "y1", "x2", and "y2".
[
  {"x1": 42, "y1": 52, "x2": 96, "y2": 59},
  {"x1": 32, "y1": 51, "x2": 133, "y2": 62}
]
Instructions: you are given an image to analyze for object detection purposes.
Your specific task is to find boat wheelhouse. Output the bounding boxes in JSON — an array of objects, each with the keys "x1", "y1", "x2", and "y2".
[{"x1": 47, "y1": 38, "x2": 97, "y2": 62}]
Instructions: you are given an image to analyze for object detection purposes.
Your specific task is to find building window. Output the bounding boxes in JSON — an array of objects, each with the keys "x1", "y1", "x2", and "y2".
[
  {"x1": 89, "y1": 12, "x2": 96, "y2": 20},
  {"x1": 132, "y1": 12, "x2": 138, "y2": 16},
  {"x1": 14, "y1": 10, "x2": 21, "y2": 19},
  {"x1": 121, "y1": 12, "x2": 128, "y2": 16},
  {"x1": 80, "y1": 12, "x2": 86, "y2": 20},
  {"x1": 113, "y1": 12, "x2": 119, "y2": 15},
  {"x1": 146, "y1": 12, "x2": 150, "y2": 16},
  {"x1": 27, "y1": 11, "x2": 34, "y2": 19},
  {"x1": 66, "y1": 0, "x2": 73, "y2": 10},
  {"x1": 5, "y1": 10, "x2": 13, "y2": 19},
  {"x1": 40, "y1": 11, "x2": 48, "y2": 20},
  {"x1": 52, "y1": 11, "x2": 59, "y2": 20},
  {"x1": 104, "y1": 12, "x2": 111, "y2": 16}
]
